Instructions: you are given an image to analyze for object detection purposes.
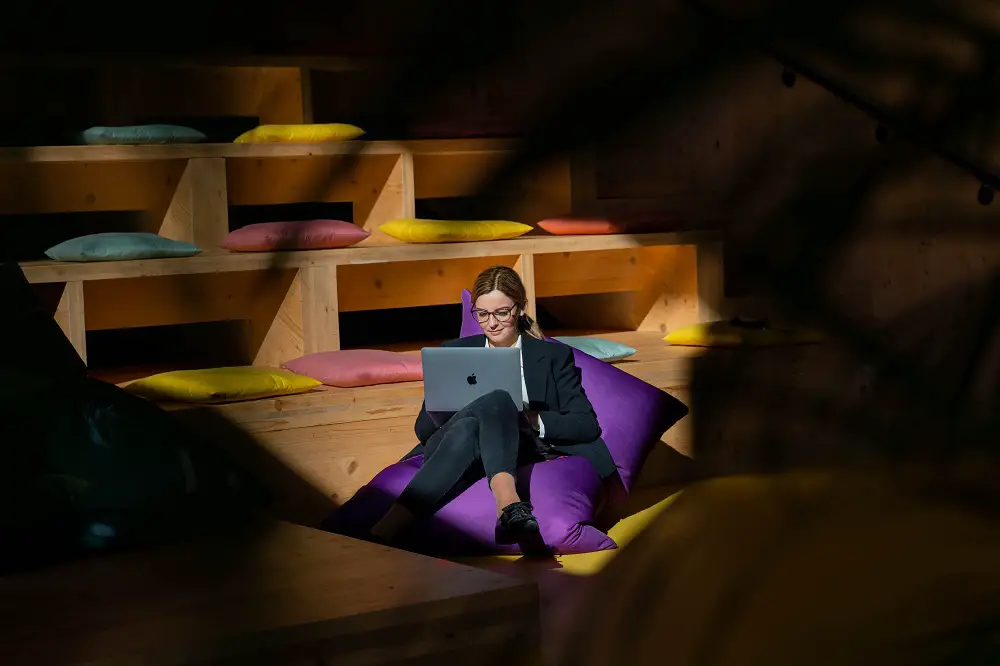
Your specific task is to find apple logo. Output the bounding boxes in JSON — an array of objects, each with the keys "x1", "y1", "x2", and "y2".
[{"x1": 466, "y1": 373, "x2": 477, "y2": 386}]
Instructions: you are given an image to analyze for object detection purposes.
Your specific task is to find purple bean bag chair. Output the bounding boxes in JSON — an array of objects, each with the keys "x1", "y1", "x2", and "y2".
[
  {"x1": 324, "y1": 453, "x2": 614, "y2": 555},
  {"x1": 321, "y1": 290, "x2": 688, "y2": 555}
]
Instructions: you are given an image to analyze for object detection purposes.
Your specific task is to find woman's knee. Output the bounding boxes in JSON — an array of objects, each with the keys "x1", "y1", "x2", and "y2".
[{"x1": 434, "y1": 417, "x2": 479, "y2": 454}]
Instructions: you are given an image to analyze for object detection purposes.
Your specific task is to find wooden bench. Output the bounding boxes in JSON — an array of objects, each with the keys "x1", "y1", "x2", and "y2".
[
  {"x1": 22, "y1": 229, "x2": 722, "y2": 368},
  {"x1": 0, "y1": 520, "x2": 540, "y2": 666},
  {"x1": 7, "y1": 138, "x2": 722, "y2": 370}
]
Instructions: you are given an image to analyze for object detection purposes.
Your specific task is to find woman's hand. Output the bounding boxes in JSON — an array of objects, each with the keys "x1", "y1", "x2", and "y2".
[{"x1": 523, "y1": 410, "x2": 541, "y2": 432}]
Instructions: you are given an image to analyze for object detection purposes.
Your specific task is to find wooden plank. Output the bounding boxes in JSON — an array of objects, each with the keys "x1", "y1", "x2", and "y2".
[
  {"x1": 354, "y1": 152, "x2": 414, "y2": 240},
  {"x1": 226, "y1": 152, "x2": 401, "y2": 207},
  {"x1": 0, "y1": 139, "x2": 517, "y2": 165},
  {"x1": 248, "y1": 269, "x2": 305, "y2": 368},
  {"x1": 0, "y1": 161, "x2": 184, "y2": 215},
  {"x1": 0, "y1": 53, "x2": 386, "y2": 70},
  {"x1": 82, "y1": 273, "x2": 256, "y2": 330},
  {"x1": 225, "y1": 414, "x2": 422, "y2": 508},
  {"x1": 540, "y1": 246, "x2": 701, "y2": 333},
  {"x1": 0, "y1": 521, "x2": 539, "y2": 666},
  {"x1": 159, "y1": 158, "x2": 229, "y2": 251},
  {"x1": 634, "y1": 245, "x2": 701, "y2": 334},
  {"x1": 534, "y1": 249, "x2": 648, "y2": 298},
  {"x1": 696, "y1": 241, "x2": 725, "y2": 322},
  {"x1": 338, "y1": 256, "x2": 518, "y2": 312},
  {"x1": 301, "y1": 265, "x2": 341, "y2": 353},
  {"x1": 98, "y1": 65, "x2": 308, "y2": 126},
  {"x1": 412, "y1": 151, "x2": 509, "y2": 200},
  {"x1": 299, "y1": 67, "x2": 315, "y2": 123},
  {"x1": 514, "y1": 254, "x2": 537, "y2": 319},
  {"x1": 53, "y1": 281, "x2": 86, "y2": 363},
  {"x1": 411, "y1": 148, "x2": 571, "y2": 224},
  {"x1": 20, "y1": 231, "x2": 720, "y2": 283},
  {"x1": 165, "y1": 378, "x2": 426, "y2": 432},
  {"x1": 402, "y1": 139, "x2": 520, "y2": 155},
  {"x1": 0, "y1": 141, "x2": 403, "y2": 164}
]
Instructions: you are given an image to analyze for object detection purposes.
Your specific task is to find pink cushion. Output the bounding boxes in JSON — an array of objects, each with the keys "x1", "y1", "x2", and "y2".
[
  {"x1": 219, "y1": 220, "x2": 370, "y2": 252},
  {"x1": 282, "y1": 350, "x2": 422, "y2": 388}
]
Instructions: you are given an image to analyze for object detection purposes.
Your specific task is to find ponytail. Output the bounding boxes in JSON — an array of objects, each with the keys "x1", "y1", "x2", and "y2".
[{"x1": 518, "y1": 311, "x2": 545, "y2": 340}]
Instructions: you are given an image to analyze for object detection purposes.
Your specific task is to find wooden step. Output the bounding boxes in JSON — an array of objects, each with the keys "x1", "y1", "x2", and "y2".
[
  {"x1": 0, "y1": 138, "x2": 518, "y2": 164},
  {"x1": 0, "y1": 520, "x2": 540, "y2": 666},
  {"x1": 20, "y1": 231, "x2": 720, "y2": 283}
]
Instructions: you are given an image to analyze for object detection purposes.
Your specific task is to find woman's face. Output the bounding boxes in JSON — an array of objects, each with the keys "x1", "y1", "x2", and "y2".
[{"x1": 474, "y1": 289, "x2": 519, "y2": 347}]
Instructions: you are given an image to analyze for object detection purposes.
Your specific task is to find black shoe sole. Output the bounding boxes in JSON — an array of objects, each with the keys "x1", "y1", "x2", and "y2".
[{"x1": 495, "y1": 519, "x2": 540, "y2": 545}]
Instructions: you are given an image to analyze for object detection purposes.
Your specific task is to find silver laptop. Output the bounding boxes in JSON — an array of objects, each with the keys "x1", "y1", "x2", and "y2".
[{"x1": 421, "y1": 347, "x2": 523, "y2": 413}]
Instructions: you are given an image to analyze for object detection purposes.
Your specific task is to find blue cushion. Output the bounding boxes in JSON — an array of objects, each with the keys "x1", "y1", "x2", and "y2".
[
  {"x1": 552, "y1": 336, "x2": 637, "y2": 362},
  {"x1": 81, "y1": 125, "x2": 206, "y2": 145},
  {"x1": 45, "y1": 233, "x2": 202, "y2": 262}
]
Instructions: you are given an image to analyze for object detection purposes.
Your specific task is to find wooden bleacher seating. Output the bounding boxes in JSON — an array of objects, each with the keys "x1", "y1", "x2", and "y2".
[
  {"x1": 8, "y1": 138, "x2": 723, "y2": 368},
  {"x1": 1, "y1": 135, "x2": 724, "y2": 528}
]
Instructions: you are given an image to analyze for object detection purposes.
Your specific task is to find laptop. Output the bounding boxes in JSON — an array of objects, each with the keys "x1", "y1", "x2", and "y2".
[{"x1": 421, "y1": 346, "x2": 523, "y2": 414}]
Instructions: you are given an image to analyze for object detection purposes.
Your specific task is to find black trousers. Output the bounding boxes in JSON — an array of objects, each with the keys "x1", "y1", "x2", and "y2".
[{"x1": 398, "y1": 390, "x2": 548, "y2": 516}]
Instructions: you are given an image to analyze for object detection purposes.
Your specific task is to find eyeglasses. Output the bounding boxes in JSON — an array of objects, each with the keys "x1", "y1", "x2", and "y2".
[{"x1": 472, "y1": 306, "x2": 517, "y2": 323}]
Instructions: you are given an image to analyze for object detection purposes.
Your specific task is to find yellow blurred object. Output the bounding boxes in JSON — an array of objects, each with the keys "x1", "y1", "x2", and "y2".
[
  {"x1": 233, "y1": 123, "x2": 365, "y2": 143},
  {"x1": 664, "y1": 318, "x2": 825, "y2": 347},
  {"x1": 378, "y1": 218, "x2": 533, "y2": 243},
  {"x1": 126, "y1": 367, "x2": 321, "y2": 403},
  {"x1": 556, "y1": 468, "x2": 1000, "y2": 666}
]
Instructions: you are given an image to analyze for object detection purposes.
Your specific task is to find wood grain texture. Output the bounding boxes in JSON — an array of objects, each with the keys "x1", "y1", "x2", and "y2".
[
  {"x1": 301, "y1": 265, "x2": 341, "y2": 353},
  {"x1": 0, "y1": 521, "x2": 539, "y2": 666},
  {"x1": 514, "y1": 253, "x2": 537, "y2": 319},
  {"x1": 159, "y1": 158, "x2": 229, "y2": 252},
  {"x1": 53, "y1": 281, "x2": 86, "y2": 364}
]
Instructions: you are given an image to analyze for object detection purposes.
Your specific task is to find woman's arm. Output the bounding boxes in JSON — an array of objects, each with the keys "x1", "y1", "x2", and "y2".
[{"x1": 535, "y1": 345, "x2": 601, "y2": 443}]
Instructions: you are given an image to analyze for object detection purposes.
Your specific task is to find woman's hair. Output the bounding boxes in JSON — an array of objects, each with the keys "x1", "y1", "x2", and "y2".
[{"x1": 471, "y1": 265, "x2": 544, "y2": 340}]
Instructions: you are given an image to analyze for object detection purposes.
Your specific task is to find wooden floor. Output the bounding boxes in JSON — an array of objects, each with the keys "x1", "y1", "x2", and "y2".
[
  {"x1": 0, "y1": 521, "x2": 541, "y2": 666},
  {"x1": 162, "y1": 331, "x2": 702, "y2": 526}
]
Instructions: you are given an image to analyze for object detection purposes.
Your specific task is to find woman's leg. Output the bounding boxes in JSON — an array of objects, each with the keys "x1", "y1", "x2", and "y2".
[
  {"x1": 466, "y1": 390, "x2": 522, "y2": 515},
  {"x1": 370, "y1": 390, "x2": 524, "y2": 542}
]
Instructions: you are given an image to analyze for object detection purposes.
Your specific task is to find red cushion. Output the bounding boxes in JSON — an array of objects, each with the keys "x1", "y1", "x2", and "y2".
[
  {"x1": 537, "y1": 218, "x2": 625, "y2": 235},
  {"x1": 219, "y1": 220, "x2": 370, "y2": 252},
  {"x1": 537, "y1": 214, "x2": 681, "y2": 236}
]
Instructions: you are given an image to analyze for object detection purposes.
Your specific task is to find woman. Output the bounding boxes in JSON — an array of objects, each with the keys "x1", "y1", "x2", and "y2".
[{"x1": 370, "y1": 265, "x2": 617, "y2": 547}]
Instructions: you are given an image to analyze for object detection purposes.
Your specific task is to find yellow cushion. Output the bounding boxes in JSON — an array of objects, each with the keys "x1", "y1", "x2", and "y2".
[
  {"x1": 664, "y1": 318, "x2": 825, "y2": 347},
  {"x1": 233, "y1": 123, "x2": 364, "y2": 143},
  {"x1": 126, "y1": 367, "x2": 321, "y2": 404},
  {"x1": 378, "y1": 218, "x2": 532, "y2": 243}
]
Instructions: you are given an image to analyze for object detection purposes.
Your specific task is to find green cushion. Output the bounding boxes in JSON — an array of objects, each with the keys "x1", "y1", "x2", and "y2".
[
  {"x1": 553, "y1": 336, "x2": 637, "y2": 362},
  {"x1": 81, "y1": 125, "x2": 206, "y2": 145},
  {"x1": 45, "y1": 233, "x2": 202, "y2": 262}
]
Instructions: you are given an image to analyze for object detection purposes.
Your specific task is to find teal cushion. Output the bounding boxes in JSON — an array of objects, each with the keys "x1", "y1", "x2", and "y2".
[
  {"x1": 552, "y1": 336, "x2": 637, "y2": 362},
  {"x1": 45, "y1": 233, "x2": 202, "y2": 262},
  {"x1": 81, "y1": 125, "x2": 207, "y2": 145}
]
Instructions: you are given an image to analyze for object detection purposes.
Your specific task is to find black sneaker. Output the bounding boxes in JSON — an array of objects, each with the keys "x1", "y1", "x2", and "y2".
[{"x1": 496, "y1": 501, "x2": 541, "y2": 545}]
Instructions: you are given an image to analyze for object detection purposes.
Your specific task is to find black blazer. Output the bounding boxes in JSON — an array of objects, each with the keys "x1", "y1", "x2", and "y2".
[{"x1": 410, "y1": 334, "x2": 619, "y2": 481}]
